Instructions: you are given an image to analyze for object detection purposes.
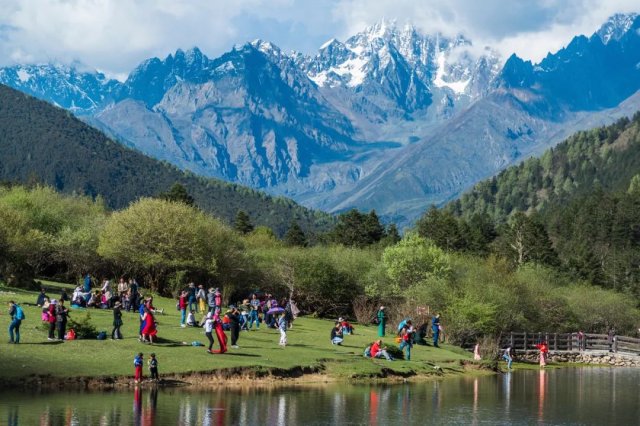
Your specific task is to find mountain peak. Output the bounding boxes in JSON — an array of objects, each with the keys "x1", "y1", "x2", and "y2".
[{"x1": 596, "y1": 12, "x2": 639, "y2": 44}]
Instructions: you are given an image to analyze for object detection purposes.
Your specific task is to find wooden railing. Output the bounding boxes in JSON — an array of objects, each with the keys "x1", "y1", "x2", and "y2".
[{"x1": 497, "y1": 332, "x2": 640, "y2": 355}]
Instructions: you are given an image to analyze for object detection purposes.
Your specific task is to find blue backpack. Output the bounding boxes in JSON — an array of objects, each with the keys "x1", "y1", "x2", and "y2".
[{"x1": 15, "y1": 305, "x2": 25, "y2": 320}]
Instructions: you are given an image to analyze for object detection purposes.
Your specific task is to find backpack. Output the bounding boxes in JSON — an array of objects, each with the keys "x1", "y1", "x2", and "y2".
[
  {"x1": 15, "y1": 305, "x2": 25, "y2": 320},
  {"x1": 96, "y1": 331, "x2": 107, "y2": 340},
  {"x1": 364, "y1": 346, "x2": 372, "y2": 358},
  {"x1": 66, "y1": 329, "x2": 77, "y2": 340}
]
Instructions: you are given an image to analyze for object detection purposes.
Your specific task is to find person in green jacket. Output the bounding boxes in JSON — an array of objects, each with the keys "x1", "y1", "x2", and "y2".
[{"x1": 377, "y1": 306, "x2": 386, "y2": 337}]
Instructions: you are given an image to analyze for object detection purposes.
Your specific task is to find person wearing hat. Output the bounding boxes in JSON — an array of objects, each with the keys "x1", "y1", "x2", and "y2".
[
  {"x1": 377, "y1": 306, "x2": 387, "y2": 337},
  {"x1": 112, "y1": 301, "x2": 123, "y2": 340},
  {"x1": 47, "y1": 299, "x2": 57, "y2": 340},
  {"x1": 196, "y1": 284, "x2": 206, "y2": 313}
]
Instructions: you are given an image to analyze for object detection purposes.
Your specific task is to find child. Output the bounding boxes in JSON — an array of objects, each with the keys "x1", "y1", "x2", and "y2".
[
  {"x1": 278, "y1": 311, "x2": 287, "y2": 347},
  {"x1": 502, "y1": 346, "x2": 513, "y2": 369},
  {"x1": 134, "y1": 353, "x2": 144, "y2": 383},
  {"x1": 148, "y1": 353, "x2": 159, "y2": 381},
  {"x1": 186, "y1": 310, "x2": 198, "y2": 327}
]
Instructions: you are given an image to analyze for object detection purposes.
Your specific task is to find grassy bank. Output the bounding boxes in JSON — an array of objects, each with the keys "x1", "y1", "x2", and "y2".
[{"x1": 0, "y1": 282, "x2": 476, "y2": 387}]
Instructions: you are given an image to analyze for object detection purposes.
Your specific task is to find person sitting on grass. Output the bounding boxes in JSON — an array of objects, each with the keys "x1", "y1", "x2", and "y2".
[
  {"x1": 331, "y1": 322, "x2": 344, "y2": 345},
  {"x1": 36, "y1": 288, "x2": 48, "y2": 307},
  {"x1": 339, "y1": 317, "x2": 355, "y2": 335},
  {"x1": 370, "y1": 339, "x2": 394, "y2": 361},
  {"x1": 186, "y1": 310, "x2": 198, "y2": 327}
]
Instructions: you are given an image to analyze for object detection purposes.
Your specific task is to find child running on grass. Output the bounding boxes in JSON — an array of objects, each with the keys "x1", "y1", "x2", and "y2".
[
  {"x1": 148, "y1": 353, "x2": 159, "y2": 381},
  {"x1": 134, "y1": 353, "x2": 144, "y2": 383}
]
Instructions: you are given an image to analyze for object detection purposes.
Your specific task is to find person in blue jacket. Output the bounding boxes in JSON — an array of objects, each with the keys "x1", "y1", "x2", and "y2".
[
  {"x1": 8, "y1": 301, "x2": 24, "y2": 344},
  {"x1": 431, "y1": 313, "x2": 441, "y2": 348}
]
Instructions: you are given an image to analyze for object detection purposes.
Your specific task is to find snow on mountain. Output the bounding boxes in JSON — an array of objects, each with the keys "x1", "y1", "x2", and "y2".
[{"x1": 596, "y1": 12, "x2": 638, "y2": 44}]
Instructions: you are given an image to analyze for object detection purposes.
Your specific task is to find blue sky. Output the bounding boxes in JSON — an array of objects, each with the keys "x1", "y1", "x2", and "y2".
[{"x1": 0, "y1": 0, "x2": 637, "y2": 78}]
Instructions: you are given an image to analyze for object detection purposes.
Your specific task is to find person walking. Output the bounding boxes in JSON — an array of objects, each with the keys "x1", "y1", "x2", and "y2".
[
  {"x1": 7, "y1": 301, "x2": 25, "y2": 344},
  {"x1": 377, "y1": 306, "x2": 386, "y2": 337},
  {"x1": 148, "y1": 353, "x2": 159, "y2": 382},
  {"x1": 112, "y1": 301, "x2": 123, "y2": 340},
  {"x1": 226, "y1": 306, "x2": 241, "y2": 349},
  {"x1": 55, "y1": 299, "x2": 69, "y2": 341},
  {"x1": 431, "y1": 314, "x2": 441, "y2": 348},
  {"x1": 278, "y1": 311, "x2": 288, "y2": 347}
]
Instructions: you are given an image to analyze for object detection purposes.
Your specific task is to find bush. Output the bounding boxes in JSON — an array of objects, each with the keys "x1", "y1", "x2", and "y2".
[{"x1": 67, "y1": 311, "x2": 99, "y2": 339}]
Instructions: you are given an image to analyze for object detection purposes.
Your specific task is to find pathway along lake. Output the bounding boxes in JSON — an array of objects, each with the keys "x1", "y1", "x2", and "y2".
[{"x1": 1, "y1": 367, "x2": 639, "y2": 425}]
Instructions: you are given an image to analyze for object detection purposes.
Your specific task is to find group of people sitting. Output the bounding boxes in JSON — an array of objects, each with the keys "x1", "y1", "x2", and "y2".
[
  {"x1": 70, "y1": 275, "x2": 144, "y2": 312},
  {"x1": 362, "y1": 318, "x2": 418, "y2": 361}
]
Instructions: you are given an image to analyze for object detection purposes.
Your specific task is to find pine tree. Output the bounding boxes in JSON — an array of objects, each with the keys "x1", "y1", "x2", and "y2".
[
  {"x1": 284, "y1": 221, "x2": 308, "y2": 247},
  {"x1": 158, "y1": 183, "x2": 195, "y2": 206},
  {"x1": 234, "y1": 210, "x2": 254, "y2": 234}
]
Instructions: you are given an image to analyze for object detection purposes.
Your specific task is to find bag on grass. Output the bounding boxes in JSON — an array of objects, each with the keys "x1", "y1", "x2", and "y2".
[
  {"x1": 66, "y1": 329, "x2": 77, "y2": 340},
  {"x1": 96, "y1": 331, "x2": 107, "y2": 340}
]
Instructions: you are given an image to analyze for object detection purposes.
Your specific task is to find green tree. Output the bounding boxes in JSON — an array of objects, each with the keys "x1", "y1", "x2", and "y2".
[
  {"x1": 98, "y1": 198, "x2": 243, "y2": 294},
  {"x1": 234, "y1": 210, "x2": 254, "y2": 234},
  {"x1": 158, "y1": 183, "x2": 195, "y2": 206},
  {"x1": 494, "y1": 212, "x2": 558, "y2": 267},
  {"x1": 284, "y1": 221, "x2": 308, "y2": 247},
  {"x1": 331, "y1": 209, "x2": 386, "y2": 247}
]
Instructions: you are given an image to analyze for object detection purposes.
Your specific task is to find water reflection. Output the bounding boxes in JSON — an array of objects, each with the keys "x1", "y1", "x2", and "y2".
[{"x1": 1, "y1": 368, "x2": 640, "y2": 425}]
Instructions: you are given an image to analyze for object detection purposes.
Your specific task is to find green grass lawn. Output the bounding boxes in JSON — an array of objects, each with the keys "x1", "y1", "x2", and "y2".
[{"x1": 0, "y1": 282, "x2": 472, "y2": 381}]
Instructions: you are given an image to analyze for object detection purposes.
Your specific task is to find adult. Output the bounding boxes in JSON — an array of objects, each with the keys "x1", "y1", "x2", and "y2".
[
  {"x1": 179, "y1": 291, "x2": 188, "y2": 327},
  {"x1": 399, "y1": 326, "x2": 413, "y2": 361},
  {"x1": 226, "y1": 307, "x2": 241, "y2": 349},
  {"x1": 248, "y1": 293, "x2": 261, "y2": 329},
  {"x1": 212, "y1": 308, "x2": 227, "y2": 354},
  {"x1": 536, "y1": 341, "x2": 549, "y2": 367},
  {"x1": 278, "y1": 311, "x2": 288, "y2": 347},
  {"x1": 473, "y1": 342, "x2": 482, "y2": 361},
  {"x1": 377, "y1": 306, "x2": 386, "y2": 337},
  {"x1": 112, "y1": 301, "x2": 123, "y2": 340},
  {"x1": 8, "y1": 301, "x2": 24, "y2": 344},
  {"x1": 83, "y1": 272, "x2": 92, "y2": 293},
  {"x1": 101, "y1": 278, "x2": 111, "y2": 295},
  {"x1": 431, "y1": 314, "x2": 441, "y2": 348},
  {"x1": 46, "y1": 299, "x2": 57, "y2": 340},
  {"x1": 331, "y1": 322, "x2": 344, "y2": 345},
  {"x1": 141, "y1": 308, "x2": 157, "y2": 344},
  {"x1": 36, "y1": 288, "x2": 48, "y2": 307},
  {"x1": 204, "y1": 312, "x2": 215, "y2": 353},
  {"x1": 371, "y1": 340, "x2": 393, "y2": 361},
  {"x1": 55, "y1": 300, "x2": 69, "y2": 341},
  {"x1": 207, "y1": 288, "x2": 216, "y2": 313},
  {"x1": 196, "y1": 285, "x2": 206, "y2": 313},
  {"x1": 503, "y1": 346, "x2": 513, "y2": 369},
  {"x1": 187, "y1": 282, "x2": 197, "y2": 313},
  {"x1": 117, "y1": 277, "x2": 129, "y2": 295},
  {"x1": 128, "y1": 279, "x2": 139, "y2": 312}
]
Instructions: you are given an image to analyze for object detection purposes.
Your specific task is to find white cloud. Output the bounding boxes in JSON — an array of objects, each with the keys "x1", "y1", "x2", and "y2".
[{"x1": 0, "y1": 0, "x2": 637, "y2": 77}]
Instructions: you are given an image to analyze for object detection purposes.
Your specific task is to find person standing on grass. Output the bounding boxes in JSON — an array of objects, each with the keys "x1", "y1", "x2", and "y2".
[
  {"x1": 55, "y1": 299, "x2": 69, "y2": 341},
  {"x1": 207, "y1": 288, "x2": 216, "y2": 313},
  {"x1": 196, "y1": 285, "x2": 206, "y2": 314},
  {"x1": 134, "y1": 353, "x2": 144, "y2": 383},
  {"x1": 47, "y1": 299, "x2": 57, "y2": 340},
  {"x1": 399, "y1": 326, "x2": 413, "y2": 361},
  {"x1": 226, "y1": 306, "x2": 241, "y2": 349},
  {"x1": 204, "y1": 312, "x2": 215, "y2": 353},
  {"x1": 473, "y1": 342, "x2": 482, "y2": 361},
  {"x1": 187, "y1": 282, "x2": 197, "y2": 313},
  {"x1": 431, "y1": 313, "x2": 441, "y2": 348},
  {"x1": 7, "y1": 301, "x2": 24, "y2": 344},
  {"x1": 248, "y1": 293, "x2": 261, "y2": 329},
  {"x1": 148, "y1": 353, "x2": 159, "y2": 382},
  {"x1": 112, "y1": 301, "x2": 123, "y2": 340},
  {"x1": 179, "y1": 291, "x2": 188, "y2": 328},
  {"x1": 377, "y1": 306, "x2": 386, "y2": 337},
  {"x1": 278, "y1": 311, "x2": 288, "y2": 347},
  {"x1": 141, "y1": 307, "x2": 157, "y2": 344}
]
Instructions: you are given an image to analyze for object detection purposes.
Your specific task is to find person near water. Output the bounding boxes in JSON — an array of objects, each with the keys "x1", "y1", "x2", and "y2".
[
  {"x1": 370, "y1": 339, "x2": 394, "y2": 361},
  {"x1": 134, "y1": 353, "x2": 144, "y2": 383},
  {"x1": 8, "y1": 301, "x2": 24, "y2": 344},
  {"x1": 196, "y1": 285, "x2": 206, "y2": 314},
  {"x1": 399, "y1": 326, "x2": 413, "y2": 361},
  {"x1": 502, "y1": 346, "x2": 513, "y2": 369},
  {"x1": 377, "y1": 306, "x2": 386, "y2": 337},
  {"x1": 112, "y1": 301, "x2": 124, "y2": 340},
  {"x1": 278, "y1": 311, "x2": 288, "y2": 347},
  {"x1": 179, "y1": 291, "x2": 188, "y2": 328},
  {"x1": 431, "y1": 314, "x2": 441, "y2": 348},
  {"x1": 56, "y1": 299, "x2": 69, "y2": 341},
  {"x1": 248, "y1": 293, "x2": 261, "y2": 329},
  {"x1": 535, "y1": 341, "x2": 549, "y2": 367},
  {"x1": 473, "y1": 342, "x2": 482, "y2": 361},
  {"x1": 226, "y1": 306, "x2": 241, "y2": 349},
  {"x1": 331, "y1": 322, "x2": 344, "y2": 345},
  {"x1": 204, "y1": 312, "x2": 215, "y2": 353},
  {"x1": 148, "y1": 353, "x2": 159, "y2": 382}
]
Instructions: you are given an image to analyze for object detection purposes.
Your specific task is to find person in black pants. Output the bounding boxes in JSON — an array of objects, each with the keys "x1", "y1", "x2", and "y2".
[
  {"x1": 56, "y1": 300, "x2": 69, "y2": 340},
  {"x1": 226, "y1": 307, "x2": 241, "y2": 349},
  {"x1": 47, "y1": 300, "x2": 57, "y2": 340},
  {"x1": 112, "y1": 301, "x2": 123, "y2": 339}
]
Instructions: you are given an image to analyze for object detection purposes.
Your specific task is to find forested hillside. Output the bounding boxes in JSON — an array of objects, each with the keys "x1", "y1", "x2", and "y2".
[{"x1": 0, "y1": 84, "x2": 332, "y2": 235}]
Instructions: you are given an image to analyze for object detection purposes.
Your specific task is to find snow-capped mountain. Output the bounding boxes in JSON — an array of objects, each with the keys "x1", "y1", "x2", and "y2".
[{"x1": 1, "y1": 13, "x2": 639, "y2": 226}]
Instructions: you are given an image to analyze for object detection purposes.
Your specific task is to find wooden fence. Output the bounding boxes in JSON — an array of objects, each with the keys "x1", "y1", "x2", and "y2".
[{"x1": 497, "y1": 332, "x2": 640, "y2": 355}]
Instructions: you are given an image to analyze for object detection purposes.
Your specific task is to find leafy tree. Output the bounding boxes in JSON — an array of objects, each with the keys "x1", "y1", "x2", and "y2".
[
  {"x1": 234, "y1": 210, "x2": 254, "y2": 234},
  {"x1": 416, "y1": 206, "x2": 465, "y2": 251},
  {"x1": 330, "y1": 209, "x2": 386, "y2": 247},
  {"x1": 97, "y1": 198, "x2": 243, "y2": 294},
  {"x1": 284, "y1": 221, "x2": 308, "y2": 247},
  {"x1": 158, "y1": 183, "x2": 195, "y2": 206},
  {"x1": 494, "y1": 212, "x2": 558, "y2": 267}
]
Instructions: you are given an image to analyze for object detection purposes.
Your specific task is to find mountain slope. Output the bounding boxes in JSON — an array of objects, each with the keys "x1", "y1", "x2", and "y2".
[{"x1": 0, "y1": 84, "x2": 332, "y2": 235}]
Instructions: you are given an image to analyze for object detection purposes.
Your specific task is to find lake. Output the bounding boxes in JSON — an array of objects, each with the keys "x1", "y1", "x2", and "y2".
[{"x1": 1, "y1": 367, "x2": 639, "y2": 425}]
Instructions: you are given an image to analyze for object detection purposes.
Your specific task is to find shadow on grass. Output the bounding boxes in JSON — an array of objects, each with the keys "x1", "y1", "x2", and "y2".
[
  {"x1": 223, "y1": 353, "x2": 261, "y2": 357},
  {"x1": 11, "y1": 341, "x2": 64, "y2": 346}
]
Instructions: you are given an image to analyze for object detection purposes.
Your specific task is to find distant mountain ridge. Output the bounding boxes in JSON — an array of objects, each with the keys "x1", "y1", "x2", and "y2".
[{"x1": 1, "y1": 13, "x2": 639, "y2": 226}]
